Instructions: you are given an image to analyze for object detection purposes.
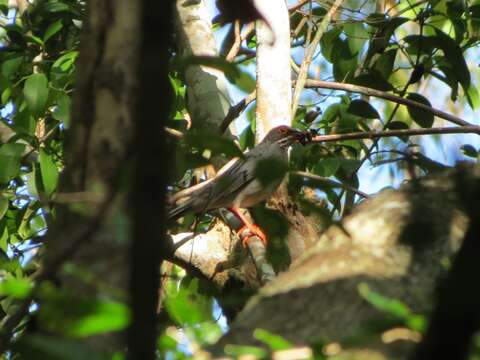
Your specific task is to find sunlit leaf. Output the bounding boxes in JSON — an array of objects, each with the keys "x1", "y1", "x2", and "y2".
[
  {"x1": 466, "y1": 83, "x2": 479, "y2": 110},
  {"x1": 23, "y1": 73, "x2": 49, "y2": 116},
  {"x1": 52, "y1": 93, "x2": 72, "y2": 127},
  {"x1": 67, "y1": 301, "x2": 130, "y2": 337},
  {"x1": 254, "y1": 329, "x2": 292, "y2": 351},
  {"x1": 39, "y1": 149, "x2": 59, "y2": 197},
  {"x1": 44, "y1": 19, "x2": 63, "y2": 43},
  {"x1": 358, "y1": 283, "x2": 426, "y2": 332},
  {"x1": 0, "y1": 195, "x2": 8, "y2": 220},
  {"x1": 0, "y1": 277, "x2": 33, "y2": 299},
  {"x1": 224, "y1": 344, "x2": 267, "y2": 358}
]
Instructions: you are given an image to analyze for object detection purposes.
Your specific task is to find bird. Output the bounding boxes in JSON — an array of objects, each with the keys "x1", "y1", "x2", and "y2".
[{"x1": 168, "y1": 125, "x2": 311, "y2": 246}]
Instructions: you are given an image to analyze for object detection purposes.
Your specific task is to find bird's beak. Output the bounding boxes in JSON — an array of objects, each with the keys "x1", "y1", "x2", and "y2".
[{"x1": 288, "y1": 128, "x2": 312, "y2": 145}]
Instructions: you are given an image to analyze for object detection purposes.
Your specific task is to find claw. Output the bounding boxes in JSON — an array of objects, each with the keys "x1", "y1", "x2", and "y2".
[{"x1": 238, "y1": 224, "x2": 267, "y2": 247}]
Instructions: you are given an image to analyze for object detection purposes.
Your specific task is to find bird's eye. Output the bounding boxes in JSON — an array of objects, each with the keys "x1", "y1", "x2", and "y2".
[{"x1": 279, "y1": 126, "x2": 288, "y2": 133}]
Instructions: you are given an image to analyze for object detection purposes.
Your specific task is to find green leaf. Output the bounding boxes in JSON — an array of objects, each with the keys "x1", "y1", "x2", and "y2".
[
  {"x1": 0, "y1": 143, "x2": 25, "y2": 184},
  {"x1": 67, "y1": 301, "x2": 130, "y2": 337},
  {"x1": 44, "y1": 19, "x2": 63, "y2": 42},
  {"x1": 254, "y1": 329, "x2": 292, "y2": 351},
  {"x1": 255, "y1": 158, "x2": 289, "y2": 187},
  {"x1": 39, "y1": 149, "x2": 59, "y2": 197},
  {"x1": 332, "y1": 37, "x2": 357, "y2": 82},
  {"x1": 466, "y1": 83, "x2": 479, "y2": 110},
  {"x1": 0, "y1": 195, "x2": 8, "y2": 220},
  {"x1": 347, "y1": 99, "x2": 380, "y2": 119},
  {"x1": 14, "y1": 108, "x2": 36, "y2": 135},
  {"x1": 352, "y1": 71, "x2": 393, "y2": 91},
  {"x1": 432, "y1": 29, "x2": 470, "y2": 90},
  {"x1": 23, "y1": 73, "x2": 49, "y2": 116},
  {"x1": 164, "y1": 278, "x2": 213, "y2": 325},
  {"x1": 1, "y1": 87, "x2": 11, "y2": 105},
  {"x1": 343, "y1": 22, "x2": 369, "y2": 55},
  {"x1": 52, "y1": 93, "x2": 72, "y2": 127},
  {"x1": 231, "y1": 69, "x2": 255, "y2": 93},
  {"x1": 358, "y1": 283, "x2": 426, "y2": 332},
  {"x1": 224, "y1": 344, "x2": 267, "y2": 358},
  {"x1": 405, "y1": 93, "x2": 434, "y2": 128},
  {"x1": 25, "y1": 34, "x2": 44, "y2": 46},
  {"x1": 44, "y1": 2, "x2": 70, "y2": 12},
  {"x1": 320, "y1": 27, "x2": 342, "y2": 62},
  {"x1": 157, "y1": 334, "x2": 177, "y2": 351},
  {"x1": 460, "y1": 144, "x2": 478, "y2": 158},
  {"x1": 185, "y1": 133, "x2": 243, "y2": 158},
  {"x1": 403, "y1": 35, "x2": 436, "y2": 55},
  {"x1": 312, "y1": 157, "x2": 341, "y2": 177},
  {"x1": 52, "y1": 51, "x2": 79, "y2": 73},
  {"x1": 17, "y1": 335, "x2": 105, "y2": 360},
  {"x1": 0, "y1": 277, "x2": 33, "y2": 299},
  {"x1": 372, "y1": 48, "x2": 397, "y2": 79},
  {"x1": 1, "y1": 56, "x2": 23, "y2": 78}
]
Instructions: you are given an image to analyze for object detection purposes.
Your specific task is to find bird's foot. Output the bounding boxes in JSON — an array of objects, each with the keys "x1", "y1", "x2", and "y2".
[{"x1": 238, "y1": 224, "x2": 267, "y2": 247}]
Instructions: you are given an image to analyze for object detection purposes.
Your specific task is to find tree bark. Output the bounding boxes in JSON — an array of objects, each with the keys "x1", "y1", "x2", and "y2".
[
  {"x1": 174, "y1": 0, "x2": 233, "y2": 137},
  {"x1": 212, "y1": 168, "x2": 471, "y2": 359},
  {"x1": 44, "y1": 0, "x2": 141, "y2": 352}
]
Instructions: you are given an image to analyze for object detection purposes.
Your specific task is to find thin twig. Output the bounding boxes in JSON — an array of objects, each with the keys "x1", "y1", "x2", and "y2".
[
  {"x1": 310, "y1": 126, "x2": 480, "y2": 144},
  {"x1": 165, "y1": 126, "x2": 184, "y2": 138},
  {"x1": 226, "y1": 22, "x2": 254, "y2": 62},
  {"x1": 304, "y1": 79, "x2": 473, "y2": 127},
  {"x1": 289, "y1": 0, "x2": 311, "y2": 12},
  {"x1": 291, "y1": 0, "x2": 344, "y2": 117},
  {"x1": 219, "y1": 91, "x2": 256, "y2": 134},
  {"x1": 293, "y1": 171, "x2": 369, "y2": 198}
]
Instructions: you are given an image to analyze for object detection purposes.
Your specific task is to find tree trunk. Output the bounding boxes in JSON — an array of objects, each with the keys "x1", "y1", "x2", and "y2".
[
  {"x1": 212, "y1": 169, "x2": 470, "y2": 359},
  {"x1": 44, "y1": 0, "x2": 141, "y2": 352}
]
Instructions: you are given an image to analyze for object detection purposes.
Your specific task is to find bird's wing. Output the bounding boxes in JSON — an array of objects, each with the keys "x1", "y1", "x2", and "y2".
[
  {"x1": 167, "y1": 155, "x2": 254, "y2": 219},
  {"x1": 200, "y1": 154, "x2": 257, "y2": 210}
]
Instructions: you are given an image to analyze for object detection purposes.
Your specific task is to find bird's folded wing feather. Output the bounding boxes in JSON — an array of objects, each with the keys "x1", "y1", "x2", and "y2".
[{"x1": 200, "y1": 155, "x2": 257, "y2": 210}]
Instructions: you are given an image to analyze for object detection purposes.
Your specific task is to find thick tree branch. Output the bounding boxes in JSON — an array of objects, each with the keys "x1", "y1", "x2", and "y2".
[{"x1": 305, "y1": 79, "x2": 473, "y2": 128}]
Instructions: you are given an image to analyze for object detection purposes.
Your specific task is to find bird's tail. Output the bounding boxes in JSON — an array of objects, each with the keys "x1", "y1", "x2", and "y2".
[{"x1": 167, "y1": 198, "x2": 194, "y2": 220}]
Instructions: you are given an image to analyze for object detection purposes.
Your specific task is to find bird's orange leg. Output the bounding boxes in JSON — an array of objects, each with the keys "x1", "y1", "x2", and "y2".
[{"x1": 228, "y1": 207, "x2": 267, "y2": 247}]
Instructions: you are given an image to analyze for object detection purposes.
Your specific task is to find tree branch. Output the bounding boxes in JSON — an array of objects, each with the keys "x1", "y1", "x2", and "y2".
[
  {"x1": 304, "y1": 79, "x2": 473, "y2": 128},
  {"x1": 219, "y1": 91, "x2": 256, "y2": 134},
  {"x1": 288, "y1": 0, "x2": 312, "y2": 12},
  {"x1": 291, "y1": 0, "x2": 343, "y2": 116},
  {"x1": 226, "y1": 22, "x2": 255, "y2": 62},
  {"x1": 310, "y1": 126, "x2": 480, "y2": 144}
]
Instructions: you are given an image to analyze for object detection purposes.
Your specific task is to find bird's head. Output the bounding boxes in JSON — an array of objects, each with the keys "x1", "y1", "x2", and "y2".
[{"x1": 261, "y1": 125, "x2": 312, "y2": 147}]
